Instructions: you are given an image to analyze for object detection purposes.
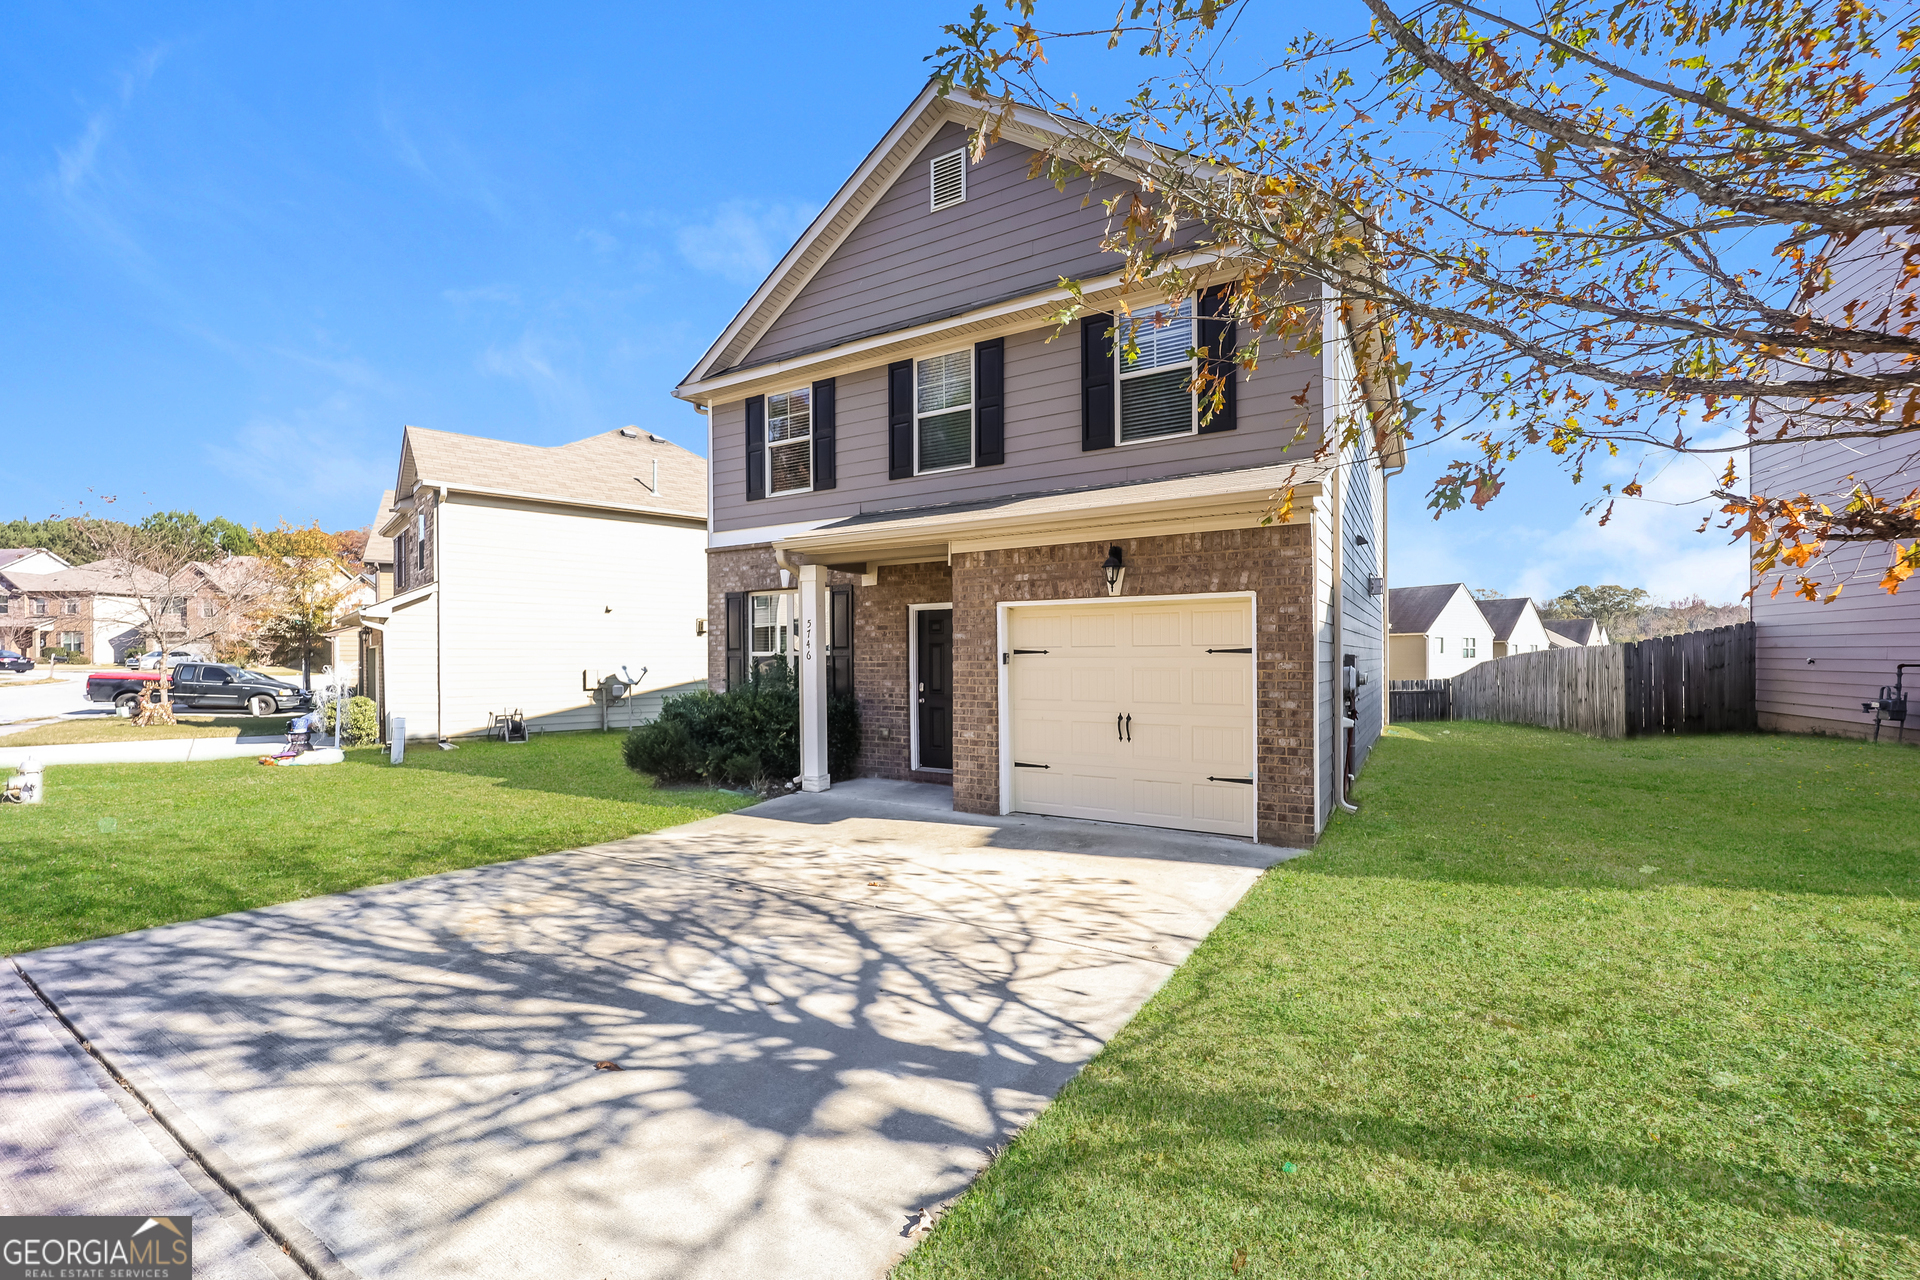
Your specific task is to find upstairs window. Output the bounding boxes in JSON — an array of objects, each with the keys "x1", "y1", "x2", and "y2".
[
  {"x1": 415, "y1": 514, "x2": 426, "y2": 571},
  {"x1": 1462, "y1": 637, "x2": 1477, "y2": 658},
  {"x1": 1117, "y1": 297, "x2": 1197, "y2": 444},
  {"x1": 930, "y1": 148, "x2": 966, "y2": 211},
  {"x1": 201, "y1": 600, "x2": 219, "y2": 619},
  {"x1": 767, "y1": 387, "x2": 813, "y2": 495},
  {"x1": 915, "y1": 351, "x2": 973, "y2": 474},
  {"x1": 62, "y1": 599, "x2": 79, "y2": 614},
  {"x1": 32, "y1": 598, "x2": 48, "y2": 616}
]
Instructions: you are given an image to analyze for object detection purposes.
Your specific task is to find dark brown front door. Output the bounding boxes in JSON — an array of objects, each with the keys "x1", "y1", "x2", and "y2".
[{"x1": 916, "y1": 609, "x2": 952, "y2": 769}]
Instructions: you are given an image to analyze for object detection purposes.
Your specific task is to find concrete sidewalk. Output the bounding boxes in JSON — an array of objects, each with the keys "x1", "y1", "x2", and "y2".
[
  {"x1": 0, "y1": 967, "x2": 305, "y2": 1279},
  {"x1": 16, "y1": 780, "x2": 1299, "y2": 1280},
  {"x1": 0, "y1": 737, "x2": 287, "y2": 768}
]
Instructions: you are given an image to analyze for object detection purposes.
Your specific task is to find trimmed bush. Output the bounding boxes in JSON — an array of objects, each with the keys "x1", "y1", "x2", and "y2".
[
  {"x1": 320, "y1": 695, "x2": 380, "y2": 746},
  {"x1": 623, "y1": 662, "x2": 861, "y2": 789}
]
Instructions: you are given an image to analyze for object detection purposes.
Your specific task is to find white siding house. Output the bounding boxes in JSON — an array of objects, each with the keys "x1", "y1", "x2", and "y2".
[
  {"x1": 359, "y1": 425, "x2": 709, "y2": 741},
  {"x1": 1387, "y1": 583, "x2": 1493, "y2": 680},
  {"x1": 1482, "y1": 597, "x2": 1554, "y2": 657}
]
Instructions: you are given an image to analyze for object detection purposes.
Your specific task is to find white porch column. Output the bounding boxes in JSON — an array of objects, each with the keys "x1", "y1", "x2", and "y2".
[{"x1": 797, "y1": 561, "x2": 831, "y2": 792}]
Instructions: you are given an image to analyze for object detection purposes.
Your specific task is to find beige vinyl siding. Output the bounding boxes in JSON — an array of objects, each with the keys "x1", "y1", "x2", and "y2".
[
  {"x1": 1388, "y1": 633, "x2": 1427, "y2": 680},
  {"x1": 434, "y1": 495, "x2": 709, "y2": 738},
  {"x1": 380, "y1": 591, "x2": 441, "y2": 740},
  {"x1": 713, "y1": 322, "x2": 1322, "y2": 534}
]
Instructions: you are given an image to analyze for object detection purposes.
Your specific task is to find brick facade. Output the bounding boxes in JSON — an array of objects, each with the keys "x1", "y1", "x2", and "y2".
[
  {"x1": 711, "y1": 526, "x2": 1317, "y2": 846},
  {"x1": 948, "y1": 527, "x2": 1317, "y2": 848}
]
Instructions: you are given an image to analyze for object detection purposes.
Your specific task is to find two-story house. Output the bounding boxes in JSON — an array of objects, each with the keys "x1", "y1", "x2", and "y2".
[
  {"x1": 355, "y1": 424, "x2": 710, "y2": 741},
  {"x1": 675, "y1": 86, "x2": 1403, "y2": 847}
]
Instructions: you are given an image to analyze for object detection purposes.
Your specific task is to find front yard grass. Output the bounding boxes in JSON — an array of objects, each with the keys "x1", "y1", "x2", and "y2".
[
  {"x1": 0, "y1": 731, "x2": 751, "y2": 954},
  {"x1": 899, "y1": 724, "x2": 1920, "y2": 1279}
]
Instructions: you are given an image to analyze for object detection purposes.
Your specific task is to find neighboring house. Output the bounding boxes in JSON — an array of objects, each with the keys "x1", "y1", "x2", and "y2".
[
  {"x1": 0, "y1": 558, "x2": 261, "y2": 663},
  {"x1": 355, "y1": 424, "x2": 709, "y2": 740},
  {"x1": 673, "y1": 84, "x2": 1405, "y2": 848},
  {"x1": 1542, "y1": 618, "x2": 1610, "y2": 648},
  {"x1": 0, "y1": 548, "x2": 73, "y2": 576},
  {"x1": 1480, "y1": 597, "x2": 1554, "y2": 657},
  {"x1": 1749, "y1": 232, "x2": 1920, "y2": 741},
  {"x1": 1387, "y1": 584, "x2": 1492, "y2": 680},
  {"x1": 364, "y1": 490, "x2": 396, "y2": 600}
]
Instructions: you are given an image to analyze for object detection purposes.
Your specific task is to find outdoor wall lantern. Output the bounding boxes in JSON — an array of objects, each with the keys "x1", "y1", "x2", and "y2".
[{"x1": 1102, "y1": 545, "x2": 1126, "y2": 597}]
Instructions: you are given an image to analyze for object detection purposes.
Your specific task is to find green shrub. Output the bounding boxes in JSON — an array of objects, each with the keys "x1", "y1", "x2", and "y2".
[
  {"x1": 320, "y1": 695, "x2": 380, "y2": 746},
  {"x1": 622, "y1": 662, "x2": 862, "y2": 788}
]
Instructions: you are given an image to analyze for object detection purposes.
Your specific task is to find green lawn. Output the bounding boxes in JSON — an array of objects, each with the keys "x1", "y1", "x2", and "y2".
[
  {"x1": 0, "y1": 715, "x2": 293, "y2": 746},
  {"x1": 899, "y1": 724, "x2": 1920, "y2": 1279},
  {"x1": 0, "y1": 732, "x2": 751, "y2": 954}
]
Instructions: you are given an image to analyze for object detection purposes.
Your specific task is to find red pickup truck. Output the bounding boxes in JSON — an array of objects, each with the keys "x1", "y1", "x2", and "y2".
[{"x1": 86, "y1": 664, "x2": 314, "y2": 716}]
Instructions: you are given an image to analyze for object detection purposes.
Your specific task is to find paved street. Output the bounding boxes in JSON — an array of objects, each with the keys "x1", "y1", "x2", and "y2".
[
  {"x1": 0, "y1": 667, "x2": 100, "y2": 733},
  {"x1": 14, "y1": 780, "x2": 1295, "y2": 1280}
]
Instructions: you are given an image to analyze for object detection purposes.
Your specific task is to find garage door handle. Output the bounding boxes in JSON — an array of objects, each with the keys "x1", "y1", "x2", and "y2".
[
  {"x1": 1125, "y1": 713, "x2": 1131, "y2": 741},
  {"x1": 1116, "y1": 714, "x2": 1123, "y2": 741},
  {"x1": 1012, "y1": 649, "x2": 1049, "y2": 655},
  {"x1": 1207, "y1": 775, "x2": 1254, "y2": 784},
  {"x1": 1013, "y1": 761, "x2": 1049, "y2": 769},
  {"x1": 1207, "y1": 647, "x2": 1252, "y2": 654}
]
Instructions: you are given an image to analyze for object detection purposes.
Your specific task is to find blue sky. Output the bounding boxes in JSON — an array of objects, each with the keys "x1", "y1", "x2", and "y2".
[{"x1": 2, "y1": 2, "x2": 1747, "y2": 604}]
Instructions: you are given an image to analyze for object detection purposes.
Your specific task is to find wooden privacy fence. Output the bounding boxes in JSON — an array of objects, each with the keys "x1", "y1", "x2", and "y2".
[
  {"x1": 1399, "y1": 622, "x2": 1755, "y2": 739},
  {"x1": 1622, "y1": 622, "x2": 1757, "y2": 735},
  {"x1": 1388, "y1": 679, "x2": 1452, "y2": 722},
  {"x1": 1450, "y1": 643, "x2": 1628, "y2": 737}
]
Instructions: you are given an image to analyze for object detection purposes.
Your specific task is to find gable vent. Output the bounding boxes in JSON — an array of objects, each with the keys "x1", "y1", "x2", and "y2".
[{"x1": 930, "y1": 148, "x2": 966, "y2": 211}]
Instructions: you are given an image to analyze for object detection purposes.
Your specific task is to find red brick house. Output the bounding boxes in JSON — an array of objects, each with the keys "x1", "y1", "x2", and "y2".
[{"x1": 675, "y1": 87, "x2": 1404, "y2": 847}]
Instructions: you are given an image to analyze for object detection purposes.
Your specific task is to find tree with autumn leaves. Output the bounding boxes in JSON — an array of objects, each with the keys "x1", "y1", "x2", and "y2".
[
  {"x1": 931, "y1": 0, "x2": 1920, "y2": 599},
  {"x1": 251, "y1": 522, "x2": 361, "y2": 690}
]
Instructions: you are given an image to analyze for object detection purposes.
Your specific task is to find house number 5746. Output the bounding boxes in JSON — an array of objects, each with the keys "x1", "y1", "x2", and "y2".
[{"x1": 804, "y1": 617, "x2": 814, "y2": 662}]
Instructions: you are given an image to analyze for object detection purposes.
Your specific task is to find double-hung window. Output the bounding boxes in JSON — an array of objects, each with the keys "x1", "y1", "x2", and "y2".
[
  {"x1": 767, "y1": 387, "x2": 813, "y2": 495},
  {"x1": 62, "y1": 599, "x2": 79, "y2": 614},
  {"x1": 915, "y1": 350, "x2": 973, "y2": 474},
  {"x1": 1462, "y1": 637, "x2": 1477, "y2": 658},
  {"x1": 749, "y1": 591, "x2": 797, "y2": 673},
  {"x1": 1117, "y1": 296, "x2": 1197, "y2": 444}
]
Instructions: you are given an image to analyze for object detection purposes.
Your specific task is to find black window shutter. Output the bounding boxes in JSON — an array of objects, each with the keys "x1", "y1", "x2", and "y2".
[
  {"x1": 723, "y1": 591, "x2": 746, "y2": 690},
  {"x1": 811, "y1": 378, "x2": 837, "y2": 490},
  {"x1": 887, "y1": 360, "x2": 914, "y2": 479},
  {"x1": 828, "y1": 584, "x2": 854, "y2": 698},
  {"x1": 1081, "y1": 314, "x2": 1115, "y2": 451},
  {"x1": 1198, "y1": 285, "x2": 1238, "y2": 434},
  {"x1": 974, "y1": 338, "x2": 1004, "y2": 466},
  {"x1": 744, "y1": 397, "x2": 767, "y2": 500}
]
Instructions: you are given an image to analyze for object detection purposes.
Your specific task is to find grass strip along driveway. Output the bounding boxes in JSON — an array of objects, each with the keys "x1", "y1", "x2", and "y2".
[
  {"x1": 899, "y1": 724, "x2": 1920, "y2": 1279},
  {"x1": 0, "y1": 715, "x2": 293, "y2": 747},
  {"x1": 0, "y1": 732, "x2": 750, "y2": 955}
]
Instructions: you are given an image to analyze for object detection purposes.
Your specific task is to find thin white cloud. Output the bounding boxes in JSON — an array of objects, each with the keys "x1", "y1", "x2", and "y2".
[
  {"x1": 203, "y1": 396, "x2": 392, "y2": 509},
  {"x1": 477, "y1": 330, "x2": 598, "y2": 429},
  {"x1": 675, "y1": 201, "x2": 818, "y2": 286}
]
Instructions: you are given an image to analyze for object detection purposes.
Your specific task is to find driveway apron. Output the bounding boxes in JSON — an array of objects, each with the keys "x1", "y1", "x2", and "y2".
[{"x1": 16, "y1": 779, "x2": 1295, "y2": 1279}]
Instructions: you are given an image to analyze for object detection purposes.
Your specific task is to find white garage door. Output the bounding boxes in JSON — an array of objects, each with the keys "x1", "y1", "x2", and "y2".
[{"x1": 1006, "y1": 598, "x2": 1257, "y2": 838}]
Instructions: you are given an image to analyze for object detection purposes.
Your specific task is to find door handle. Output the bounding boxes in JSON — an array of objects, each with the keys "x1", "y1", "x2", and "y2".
[
  {"x1": 1125, "y1": 714, "x2": 1131, "y2": 741},
  {"x1": 1116, "y1": 713, "x2": 1123, "y2": 741}
]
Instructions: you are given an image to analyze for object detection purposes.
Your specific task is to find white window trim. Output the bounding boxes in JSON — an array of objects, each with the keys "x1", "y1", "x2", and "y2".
[
  {"x1": 1113, "y1": 295, "x2": 1199, "y2": 447},
  {"x1": 913, "y1": 351, "x2": 975, "y2": 476},
  {"x1": 907, "y1": 601, "x2": 955, "y2": 774},
  {"x1": 929, "y1": 148, "x2": 966, "y2": 212},
  {"x1": 748, "y1": 590, "x2": 799, "y2": 667},
  {"x1": 766, "y1": 387, "x2": 814, "y2": 497}
]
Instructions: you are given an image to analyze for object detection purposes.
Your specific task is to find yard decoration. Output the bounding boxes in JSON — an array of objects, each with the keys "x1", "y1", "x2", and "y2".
[{"x1": 930, "y1": 0, "x2": 1920, "y2": 601}]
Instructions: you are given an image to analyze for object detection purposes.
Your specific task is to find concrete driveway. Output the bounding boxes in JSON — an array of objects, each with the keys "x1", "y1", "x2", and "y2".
[{"x1": 13, "y1": 779, "x2": 1295, "y2": 1279}]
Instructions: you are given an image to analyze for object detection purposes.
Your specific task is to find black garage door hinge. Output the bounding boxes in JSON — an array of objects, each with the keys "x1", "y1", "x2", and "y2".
[
  {"x1": 1013, "y1": 761, "x2": 1050, "y2": 769},
  {"x1": 1207, "y1": 775, "x2": 1254, "y2": 784},
  {"x1": 1206, "y1": 647, "x2": 1253, "y2": 654}
]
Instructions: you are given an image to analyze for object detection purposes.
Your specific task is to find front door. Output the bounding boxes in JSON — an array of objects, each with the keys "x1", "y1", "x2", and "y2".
[{"x1": 915, "y1": 609, "x2": 953, "y2": 770}]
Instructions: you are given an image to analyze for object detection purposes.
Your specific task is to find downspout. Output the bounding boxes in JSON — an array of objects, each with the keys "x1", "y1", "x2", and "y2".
[
  {"x1": 1325, "y1": 284, "x2": 1359, "y2": 816},
  {"x1": 435, "y1": 485, "x2": 446, "y2": 744},
  {"x1": 1329, "y1": 452, "x2": 1359, "y2": 815}
]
